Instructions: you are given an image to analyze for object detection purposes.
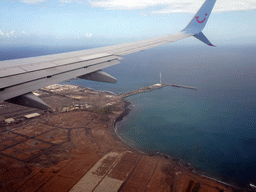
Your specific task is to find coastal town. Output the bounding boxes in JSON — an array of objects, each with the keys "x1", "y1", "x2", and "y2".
[{"x1": 0, "y1": 84, "x2": 253, "y2": 192}]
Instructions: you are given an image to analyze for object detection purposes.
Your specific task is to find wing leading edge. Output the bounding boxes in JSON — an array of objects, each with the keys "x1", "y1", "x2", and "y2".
[{"x1": 0, "y1": 0, "x2": 217, "y2": 110}]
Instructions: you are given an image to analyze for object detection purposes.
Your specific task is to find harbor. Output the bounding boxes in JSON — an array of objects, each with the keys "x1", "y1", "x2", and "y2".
[
  {"x1": 119, "y1": 71, "x2": 197, "y2": 98},
  {"x1": 119, "y1": 82, "x2": 197, "y2": 98},
  {"x1": 0, "y1": 84, "x2": 248, "y2": 192}
]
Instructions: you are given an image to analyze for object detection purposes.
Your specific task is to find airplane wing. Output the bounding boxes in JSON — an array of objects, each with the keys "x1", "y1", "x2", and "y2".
[{"x1": 0, "y1": 0, "x2": 217, "y2": 110}]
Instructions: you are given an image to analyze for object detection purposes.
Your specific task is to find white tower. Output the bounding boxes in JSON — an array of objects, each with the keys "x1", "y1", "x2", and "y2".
[{"x1": 160, "y1": 71, "x2": 162, "y2": 84}]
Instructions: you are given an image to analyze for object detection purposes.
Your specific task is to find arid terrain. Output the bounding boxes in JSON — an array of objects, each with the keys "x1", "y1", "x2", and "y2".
[{"x1": 0, "y1": 84, "x2": 254, "y2": 192}]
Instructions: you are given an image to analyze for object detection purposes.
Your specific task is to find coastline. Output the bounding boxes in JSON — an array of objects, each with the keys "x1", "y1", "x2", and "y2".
[
  {"x1": 39, "y1": 84, "x2": 254, "y2": 190},
  {"x1": 111, "y1": 99, "x2": 149, "y2": 155},
  {"x1": 111, "y1": 97, "x2": 244, "y2": 191},
  {"x1": 1, "y1": 84, "x2": 252, "y2": 191}
]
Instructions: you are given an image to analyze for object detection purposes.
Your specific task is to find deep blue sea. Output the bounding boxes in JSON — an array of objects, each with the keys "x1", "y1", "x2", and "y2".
[{"x1": 1, "y1": 44, "x2": 255, "y2": 188}]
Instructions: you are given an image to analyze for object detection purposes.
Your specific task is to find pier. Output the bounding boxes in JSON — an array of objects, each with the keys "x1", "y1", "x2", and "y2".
[{"x1": 119, "y1": 83, "x2": 197, "y2": 98}]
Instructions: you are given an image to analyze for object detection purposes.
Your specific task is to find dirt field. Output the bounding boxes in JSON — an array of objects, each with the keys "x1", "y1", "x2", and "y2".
[{"x1": 0, "y1": 84, "x2": 253, "y2": 192}]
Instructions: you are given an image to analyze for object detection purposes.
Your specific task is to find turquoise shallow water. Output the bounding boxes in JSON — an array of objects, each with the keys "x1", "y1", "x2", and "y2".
[{"x1": 1, "y1": 44, "x2": 255, "y2": 188}]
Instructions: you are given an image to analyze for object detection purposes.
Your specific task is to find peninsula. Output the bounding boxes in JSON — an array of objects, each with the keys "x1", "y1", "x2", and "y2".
[{"x1": 0, "y1": 84, "x2": 252, "y2": 192}]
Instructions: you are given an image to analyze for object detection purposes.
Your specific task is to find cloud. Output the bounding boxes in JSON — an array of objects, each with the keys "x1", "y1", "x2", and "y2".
[
  {"x1": 20, "y1": 0, "x2": 47, "y2": 4},
  {"x1": 86, "y1": 33, "x2": 92, "y2": 38},
  {"x1": 10, "y1": 31, "x2": 15, "y2": 36},
  {"x1": 6, "y1": 31, "x2": 15, "y2": 38},
  {"x1": 213, "y1": 0, "x2": 256, "y2": 12},
  {"x1": 21, "y1": 31, "x2": 29, "y2": 36},
  {"x1": 87, "y1": 0, "x2": 256, "y2": 13},
  {"x1": 0, "y1": 30, "x2": 30, "y2": 37},
  {"x1": 60, "y1": 0, "x2": 73, "y2": 3}
]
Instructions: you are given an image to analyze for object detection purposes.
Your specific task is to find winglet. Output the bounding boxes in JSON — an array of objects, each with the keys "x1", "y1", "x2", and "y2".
[
  {"x1": 193, "y1": 32, "x2": 216, "y2": 47},
  {"x1": 182, "y1": 0, "x2": 217, "y2": 35}
]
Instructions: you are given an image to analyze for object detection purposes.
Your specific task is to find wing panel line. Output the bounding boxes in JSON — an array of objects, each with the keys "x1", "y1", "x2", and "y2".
[
  {"x1": 0, "y1": 56, "x2": 121, "y2": 89},
  {"x1": 0, "y1": 60, "x2": 120, "y2": 101}
]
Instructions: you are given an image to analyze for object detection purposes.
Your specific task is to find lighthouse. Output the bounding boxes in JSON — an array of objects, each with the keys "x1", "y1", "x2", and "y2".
[{"x1": 160, "y1": 71, "x2": 162, "y2": 84}]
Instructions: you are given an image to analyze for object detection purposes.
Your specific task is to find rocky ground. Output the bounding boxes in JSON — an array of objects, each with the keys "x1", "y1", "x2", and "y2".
[{"x1": 0, "y1": 84, "x2": 253, "y2": 192}]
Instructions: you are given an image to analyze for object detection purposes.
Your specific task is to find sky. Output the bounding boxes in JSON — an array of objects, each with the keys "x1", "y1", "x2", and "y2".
[{"x1": 0, "y1": 0, "x2": 256, "y2": 47}]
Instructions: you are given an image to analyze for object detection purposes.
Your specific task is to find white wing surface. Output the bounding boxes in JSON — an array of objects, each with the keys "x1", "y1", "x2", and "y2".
[{"x1": 0, "y1": 0, "x2": 217, "y2": 110}]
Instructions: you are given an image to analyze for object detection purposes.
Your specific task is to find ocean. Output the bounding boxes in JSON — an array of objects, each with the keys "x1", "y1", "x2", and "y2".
[{"x1": 1, "y1": 44, "x2": 255, "y2": 188}]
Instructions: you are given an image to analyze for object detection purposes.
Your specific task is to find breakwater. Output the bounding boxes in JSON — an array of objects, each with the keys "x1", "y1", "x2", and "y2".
[{"x1": 119, "y1": 83, "x2": 197, "y2": 98}]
